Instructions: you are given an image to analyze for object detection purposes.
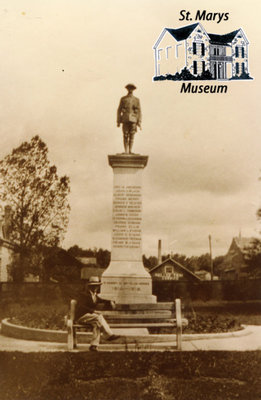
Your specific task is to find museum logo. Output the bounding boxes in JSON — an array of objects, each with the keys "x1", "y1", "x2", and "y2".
[{"x1": 152, "y1": 21, "x2": 253, "y2": 93}]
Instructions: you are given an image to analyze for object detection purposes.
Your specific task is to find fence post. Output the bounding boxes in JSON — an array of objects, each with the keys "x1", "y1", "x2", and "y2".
[
  {"x1": 175, "y1": 298, "x2": 182, "y2": 350},
  {"x1": 67, "y1": 299, "x2": 77, "y2": 350}
]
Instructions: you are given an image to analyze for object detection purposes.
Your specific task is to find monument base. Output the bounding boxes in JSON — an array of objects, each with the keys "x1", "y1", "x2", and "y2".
[
  {"x1": 101, "y1": 261, "x2": 156, "y2": 303},
  {"x1": 101, "y1": 153, "x2": 156, "y2": 304}
]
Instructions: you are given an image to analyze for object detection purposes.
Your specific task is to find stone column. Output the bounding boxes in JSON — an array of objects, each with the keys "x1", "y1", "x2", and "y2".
[{"x1": 101, "y1": 154, "x2": 156, "y2": 304}]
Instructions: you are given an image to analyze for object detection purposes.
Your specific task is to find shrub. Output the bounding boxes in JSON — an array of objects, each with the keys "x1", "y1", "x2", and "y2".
[
  {"x1": 153, "y1": 68, "x2": 213, "y2": 81},
  {"x1": 230, "y1": 71, "x2": 253, "y2": 80}
]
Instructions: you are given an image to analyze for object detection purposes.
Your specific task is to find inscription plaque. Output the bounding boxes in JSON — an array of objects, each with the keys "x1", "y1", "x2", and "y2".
[{"x1": 112, "y1": 185, "x2": 142, "y2": 249}]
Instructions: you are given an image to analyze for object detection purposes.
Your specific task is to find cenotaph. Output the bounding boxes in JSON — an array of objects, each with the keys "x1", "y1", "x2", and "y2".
[{"x1": 100, "y1": 84, "x2": 156, "y2": 304}]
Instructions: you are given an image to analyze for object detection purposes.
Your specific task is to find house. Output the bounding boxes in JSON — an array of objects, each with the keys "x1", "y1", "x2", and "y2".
[
  {"x1": 0, "y1": 206, "x2": 16, "y2": 281},
  {"x1": 194, "y1": 270, "x2": 211, "y2": 280},
  {"x1": 76, "y1": 257, "x2": 97, "y2": 265},
  {"x1": 194, "y1": 269, "x2": 219, "y2": 281},
  {"x1": 0, "y1": 237, "x2": 15, "y2": 281},
  {"x1": 219, "y1": 236, "x2": 256, "y2": 280},
  {"x1": 80, "y1": 266, "x2": 105, "y2": 280},
  {"x1": 76, "y1": 256, "x2": 105, "y2": 280},
  {"x1": 149, "y1": 257, "x2": 201, "y2": 282},
  {"x1": 153, "y1": 23, "x2": 249, "y2": 80}
]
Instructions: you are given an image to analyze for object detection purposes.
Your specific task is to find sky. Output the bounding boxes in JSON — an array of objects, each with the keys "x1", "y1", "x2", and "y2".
[{"x1": 0, "y1": 0, "x2": 260, "y2": 258}]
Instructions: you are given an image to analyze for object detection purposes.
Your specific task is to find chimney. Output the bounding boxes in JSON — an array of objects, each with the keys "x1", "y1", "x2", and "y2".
[{"x1": 158, "y1": 239, "x2": 162, "y2": 264}]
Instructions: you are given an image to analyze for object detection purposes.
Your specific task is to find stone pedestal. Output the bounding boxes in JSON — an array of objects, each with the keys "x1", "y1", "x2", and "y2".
[{"x1": 101, "y1": 154, "x2": 156, "y2": 304}]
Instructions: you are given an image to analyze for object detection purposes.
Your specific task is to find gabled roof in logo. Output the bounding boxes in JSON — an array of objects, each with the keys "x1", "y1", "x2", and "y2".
[
  {"x1": 210, "y1": 28, "x2": 249, "y2": 45},
  {"x1": 153, "y1": 23, "x2": 206, "y2": 49},
  {"x1": 165, "y1": 23, "x2": 200, "y2": 41},
  {"x1": 153, "y1": 24, "x2": 249, "y2": 50},
  {"x1": 208, "y1": 29, "x2": 239, "y2": 44}
]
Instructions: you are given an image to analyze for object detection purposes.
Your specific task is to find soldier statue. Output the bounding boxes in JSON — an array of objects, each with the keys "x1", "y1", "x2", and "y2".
[{"x1": 117, "y1": 83, "x2": 142, "y2": 154}]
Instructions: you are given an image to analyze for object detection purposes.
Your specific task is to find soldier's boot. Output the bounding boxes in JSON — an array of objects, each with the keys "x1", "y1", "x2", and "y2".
[
  {"x1": 123, "y1": 139, "x2": 128, "y2": 153},
  {"x1": 129, "y1": 138, "x2": 134, "y2": 154}
]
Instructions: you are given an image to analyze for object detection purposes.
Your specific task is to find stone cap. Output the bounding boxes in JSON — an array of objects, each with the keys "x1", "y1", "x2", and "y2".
[{"x1": 108, "y1": 154, "x2": 148, "y2": 169}]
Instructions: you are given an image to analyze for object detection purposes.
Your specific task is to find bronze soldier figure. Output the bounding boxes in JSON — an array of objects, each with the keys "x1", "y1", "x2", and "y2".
[{"x1": 117, "y1": 84, "x2": 142, "y2": 154}]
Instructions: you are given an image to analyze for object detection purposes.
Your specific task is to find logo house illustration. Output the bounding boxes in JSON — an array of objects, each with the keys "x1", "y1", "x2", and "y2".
[{"x1": 153, "y1": 23, "x2": 251, "y2": 81}]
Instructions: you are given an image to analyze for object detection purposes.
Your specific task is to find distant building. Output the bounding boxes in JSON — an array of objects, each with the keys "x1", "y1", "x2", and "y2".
[
  {"x1": 220, "y1": 236, "x2": 256, "y2": 280},
  {"x1": 149, "y1": 257, "x2": 201, "y2": 281},
  {"x1": 153, "y1": 23, "x2": 249, "y2": 79},
  {"x1": 194, "y1": 270, "x2": 219, "y2": 281},
  {"x1": 0, "y1": 206, "x2": 16, "y2": 282},
  {"x1": 75, "y1": 256, "x2": 105, "y2": 280},
  {"x1": 76, "y1": 257, "x2": 97, "y2": 265},
  {"x1": 195, "y1": 270, "x2": 211, "y2": 280},
  {"x1": 80, "y1": 266, "x2": 105, "y2": 280},
  {"x1": 0, "y1": 238, "x2": 15, "y2": 281}
]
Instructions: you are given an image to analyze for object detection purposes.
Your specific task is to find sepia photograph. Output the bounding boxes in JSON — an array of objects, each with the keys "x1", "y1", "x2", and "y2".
[{"x1": 0, "y1": 0, "x2": 260, "y2": 399}]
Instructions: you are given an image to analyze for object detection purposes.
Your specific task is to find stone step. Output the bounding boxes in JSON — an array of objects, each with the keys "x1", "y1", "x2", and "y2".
[
  {"x1": 110, "y1": 322, "x2": 176, "y2": 328},
  {"x1": 105, "y1": 314, "x2": 175, "y2": 322},
  {"x1": 103, "y1": 310, "x2": 173, "y2": 317},
  {"x1": 113, "y1": 302, "x2": 175, "y2": 311}
]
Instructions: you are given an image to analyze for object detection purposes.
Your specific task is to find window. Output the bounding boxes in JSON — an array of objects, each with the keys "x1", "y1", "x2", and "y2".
[
  {"x1": 193, "y1": 42, "x2": 197, "y2": 55},
  {"x1": 235, "y1": 46, "x2": 239, "y2": 57},
  {"x1": 166, "y1": 46, "x2": 172, "y2": 59},
  {"x1": 242, "y1": 47, "x2": 245, "y2": 58},
  {"x1": 242, "y1": 63, "x2": 245, "y2": 73},
  {"x1": 202, "y1": 61, "x2": 205, "y2": 72},
  {"x1": 176, "y1": 44, "x2": 181, "y2": 58},
  {"x1": 213, "y1": 48, "x2": 216, "y2": 55},
  {"x1": 157, "y1": 49, "x2": 163, "y2": 60},
  {"x1": 165, "y1": 266, "x2": 173, "y2": 274},
  {"x1": 236, "y1": 62, "x2": 239, "y2": 74},
  {"x1": 217, "y1": 48, "x2": 219, "y2": 56},
  {"x1": 201, "y1": 43, "x2": 205, "y2": 56},
  {"x1": 193, "y1": 61, "x2": 197, "y2": 74}
]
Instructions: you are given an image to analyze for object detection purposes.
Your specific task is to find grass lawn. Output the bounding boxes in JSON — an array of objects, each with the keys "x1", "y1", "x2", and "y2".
[{"x1": 0, "y1": 352, "x2": 261, "y2": 400}]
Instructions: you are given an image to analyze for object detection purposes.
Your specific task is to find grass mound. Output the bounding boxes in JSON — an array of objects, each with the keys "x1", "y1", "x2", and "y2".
[{"x1": 0, "y1": 352, "x2": 261, "y2": 400}]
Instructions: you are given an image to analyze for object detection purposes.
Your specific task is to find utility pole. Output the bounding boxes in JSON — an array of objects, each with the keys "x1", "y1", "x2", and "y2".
[{"x1": 208, "y1": 234, "x2": 214, "y2": 280}]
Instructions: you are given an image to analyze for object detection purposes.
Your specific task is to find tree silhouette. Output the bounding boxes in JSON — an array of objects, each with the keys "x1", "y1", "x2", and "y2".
[{"x1": 0, "y1": 136, "x2": 70, "y2": 281}]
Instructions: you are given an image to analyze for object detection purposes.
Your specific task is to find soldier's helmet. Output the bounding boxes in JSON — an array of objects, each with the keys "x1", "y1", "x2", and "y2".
[{"x1": 125, "y1": 83, "x2": 136, "y2": 90}]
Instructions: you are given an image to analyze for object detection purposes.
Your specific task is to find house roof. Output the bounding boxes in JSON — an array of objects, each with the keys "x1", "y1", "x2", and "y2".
[
  {"x1": 208, "y1": 29, "x2": 240, "y2": 45},
  {"x1": 76, "y1": 256, "x2": 97, "y2": 265},
  {"x1": 154, "y1": 24, "x2": 248, "y2": 50},
  {"x1": 195, "y1": 270, "x2": 210, "y2": 276},
  {"x1": 224, "y1": 267, "x2": 236, "y2": 272},
  {"x1": 232, "y1": 237, "x2": 256, "y2": 252},
  {"x1": 165, "y1": 23, "x2": 199, "y2": 42},
  {"x1": 149, "y1": 257, "x2": 201, "y2": 280}
]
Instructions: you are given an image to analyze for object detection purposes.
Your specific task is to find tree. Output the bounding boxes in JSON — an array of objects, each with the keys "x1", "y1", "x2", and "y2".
[
  {"x1": 67, "y1": 245, "x2": 111, "y2": 269},
  {"x1": 195, "y1": 253, "x2": 211, "y2": 272},
  {"x1": 0, "y1": 136, "x2": 70, "y2": 281},
  {"x1": 244, "y1": 239, "x2": 261, "y2": 278},
  {"x1": 213, "y1": 255, "x2": 225, "y2": 277},
  {"x1": 96, "y1": 248, "x2": 111, "y2": 268}
]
